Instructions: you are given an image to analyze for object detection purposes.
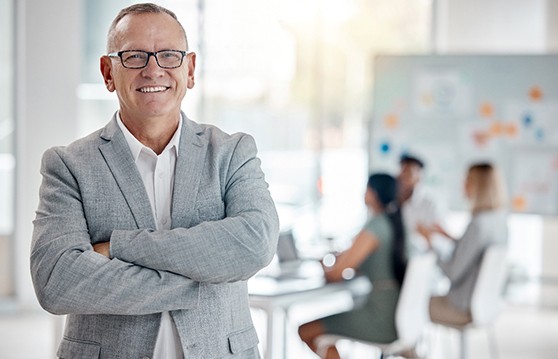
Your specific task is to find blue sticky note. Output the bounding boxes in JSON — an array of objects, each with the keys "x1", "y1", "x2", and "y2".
[
  {"x1": 380, "y1": 141, "x2": 391, "y2": 154},
  {"x1": 523, "y1": 113, "x2": 533, "y2": 127}
]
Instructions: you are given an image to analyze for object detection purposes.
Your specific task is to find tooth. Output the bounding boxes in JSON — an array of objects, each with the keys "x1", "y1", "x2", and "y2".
[{"x1": 140, "y1": 86, "x2": 167, "y2": 93}]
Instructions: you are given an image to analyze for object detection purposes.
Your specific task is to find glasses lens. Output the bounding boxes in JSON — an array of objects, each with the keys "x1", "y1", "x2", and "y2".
[
  {"x1": 157, "y1": 51, "x2": 184, "y2": 68},
  {"x1": 121, "y1": 51, "x2": 148, "y2": 69}
]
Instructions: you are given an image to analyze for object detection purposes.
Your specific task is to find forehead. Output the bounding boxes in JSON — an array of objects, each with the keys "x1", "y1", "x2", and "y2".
[
  {"x1": 112, "y1": 12, "x2": 186, "y2": 49},
  {"x1": 400, "y1": 161, "x2": 421, "y2": 172}
]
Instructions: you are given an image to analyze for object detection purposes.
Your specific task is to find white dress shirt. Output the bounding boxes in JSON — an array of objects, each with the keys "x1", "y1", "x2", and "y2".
[
  {"x1": 117, "y1": 114, "x2": 184, "y2": 359},
  {"x1": 402, "y1": 185, "x2": 447, "y2": 256}
]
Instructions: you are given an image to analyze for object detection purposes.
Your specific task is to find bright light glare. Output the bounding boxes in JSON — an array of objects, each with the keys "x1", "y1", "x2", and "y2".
[
  {"x1": 322, "y1": 253, "x2": 336, "y2": 267},
  {"x1": 341, "y1": 267, "x2": 355, "y2": 280}
]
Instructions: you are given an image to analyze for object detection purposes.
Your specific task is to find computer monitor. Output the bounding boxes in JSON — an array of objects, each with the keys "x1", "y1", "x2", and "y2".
[{"x1": 276, "y1": 230, "x2": 299, "y2": 263}]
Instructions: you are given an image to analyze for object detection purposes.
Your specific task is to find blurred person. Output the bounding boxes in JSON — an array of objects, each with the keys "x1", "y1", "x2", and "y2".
[
  {"x1": 398, "y1": 153, "x2": 447, "y2": 256},
  {"x1": 30, "y1": 3, "x2": 279, "y2": 358},
  {"x1": 298, "y1": 173, "x2": 408, "y2": 359},
  {"x1": 418, "y1": 162, "x2": 508, "y2": 326}
]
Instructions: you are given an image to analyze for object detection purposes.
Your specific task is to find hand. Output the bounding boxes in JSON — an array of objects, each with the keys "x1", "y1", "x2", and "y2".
[
  {"x1": 93, "y1": 242, "x2": 111, "y2": 258},
  {"x1": 416, "y1": 223, "x2": 432, "y2": 240},
  {"x1": 323, "y1": 266, "x2": 341, "y2": 283},
  {"x1": 431, "y1": 224, "x2": 454, "y2": 240},
  {"x1": 321, "y1": 258, "x2": 338, "y2": 283}
]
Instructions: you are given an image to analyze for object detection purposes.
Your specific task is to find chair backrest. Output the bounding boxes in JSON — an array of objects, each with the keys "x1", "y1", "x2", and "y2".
[
  {"x1": 395, "y1": 252, "x2": 437, "y2": 345},
  {"x1": 470, "y1": 244, "x2": 508, "y2": 325}
]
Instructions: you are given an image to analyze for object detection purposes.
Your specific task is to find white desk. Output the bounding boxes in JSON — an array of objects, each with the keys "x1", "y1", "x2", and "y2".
[{"x1": 248, "y1": 274, "x2": 371, "y2": 359}]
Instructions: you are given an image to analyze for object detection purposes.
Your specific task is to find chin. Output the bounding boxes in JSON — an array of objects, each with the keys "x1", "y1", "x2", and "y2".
[{"x1": 140, "y1": 105, "x2": 177, "y2": 118}]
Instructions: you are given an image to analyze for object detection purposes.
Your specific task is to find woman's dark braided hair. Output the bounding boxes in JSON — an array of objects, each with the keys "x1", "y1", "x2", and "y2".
[{"x1": 367, "y1": 173, "x2": 407, "y2": 286}]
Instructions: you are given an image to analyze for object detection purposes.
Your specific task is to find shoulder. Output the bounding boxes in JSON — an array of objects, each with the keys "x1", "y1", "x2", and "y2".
[
  {"x1": 40, "y1": 116, "x2": 124, "y2": 177},
  {"x1": 471, "y1": 209, "x2": 507, "y2": 226},
  {"x1": 464, "y1": 210, "x2": 508, "y2": 242},
  {"x1": 184, "y1": 117, "x2": 257, "y2": 153},
  {"x1": 363, "y1": 214, "x2": 392, "y2": 240}
]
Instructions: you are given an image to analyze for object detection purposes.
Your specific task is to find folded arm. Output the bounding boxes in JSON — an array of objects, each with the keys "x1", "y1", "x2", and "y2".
[
  {"x1": 324, "y1": 229, "x2": 380, "y2": 282},
  {"x1": 31, "y1": 148, "x2": 200, "y2": 316},
  {"x1": 109, "y1": 134, "x2": 280, "y2": 283}
]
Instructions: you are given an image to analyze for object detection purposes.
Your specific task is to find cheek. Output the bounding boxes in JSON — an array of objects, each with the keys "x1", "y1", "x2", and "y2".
[
  {"x1": 111, "y1": 72, "x2": 131, "y2": 93},
  {"x1": 464, "y1": 183, "x2": 473, "y2": 198},
  {"x1": 365, "y1": 190, "x2": 376, "y2": 207}
]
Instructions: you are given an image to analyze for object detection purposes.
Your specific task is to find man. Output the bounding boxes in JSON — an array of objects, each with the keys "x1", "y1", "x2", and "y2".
[
  {"x1": 30, "y1": 3, "x2": 279, "y2": 358},
  {"x1": 397, "y1": 154, "x2": 445, "y2": 256}
]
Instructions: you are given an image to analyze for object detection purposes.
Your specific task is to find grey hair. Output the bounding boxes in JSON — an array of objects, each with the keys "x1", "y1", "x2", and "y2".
[{"x1": 106, "y1": 3, "x2": 188, "y2": 52}]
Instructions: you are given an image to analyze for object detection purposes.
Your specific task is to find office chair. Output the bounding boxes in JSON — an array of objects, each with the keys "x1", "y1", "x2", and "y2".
[
  {"x1": 432, "y1": 244, "x2": 508, "y2": 359},
  {"x1": 315, "y1": 252, "x2": 437, "y2": 359}
]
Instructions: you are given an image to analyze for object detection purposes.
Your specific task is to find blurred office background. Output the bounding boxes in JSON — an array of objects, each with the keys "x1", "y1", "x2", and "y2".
[{"x1": 1, "y1": 0, "x2": 558, "y2": 358}]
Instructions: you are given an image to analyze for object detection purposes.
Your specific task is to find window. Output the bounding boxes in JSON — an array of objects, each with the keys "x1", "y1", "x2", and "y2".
[
  {"x1": 0, "y1": 0, "x2": 15, "y2": 298},
  {"x1": 79, "y1": 0, "x2": 432, "y2": 248}
]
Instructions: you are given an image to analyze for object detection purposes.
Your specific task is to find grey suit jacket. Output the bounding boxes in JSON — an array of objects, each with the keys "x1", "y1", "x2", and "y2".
[
  {"x1": 31, "y1": 113, "x2": 279, "y2": 358},
  {"x1": 439, "y1": 209, "x2": 508, "y2": 312}
]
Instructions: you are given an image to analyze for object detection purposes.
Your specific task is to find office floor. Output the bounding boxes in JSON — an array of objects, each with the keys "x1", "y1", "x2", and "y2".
[{"x1": 0, "y1": 282, "x2": 557, "y2": 359}]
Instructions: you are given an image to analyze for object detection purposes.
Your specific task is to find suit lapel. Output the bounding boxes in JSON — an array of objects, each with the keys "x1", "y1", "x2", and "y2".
[
  {"x1": 98, "y1": 116, "x2": 156, "y2": 229},
  {"x1": 171, "y1": 114, "x2": 208, "y2": 227}
]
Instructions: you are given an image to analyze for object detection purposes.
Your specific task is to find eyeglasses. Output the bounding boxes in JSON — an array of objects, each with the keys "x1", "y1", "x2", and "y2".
[{"x1": 107, "y1": 50, "x2": 188, "y2": 69}]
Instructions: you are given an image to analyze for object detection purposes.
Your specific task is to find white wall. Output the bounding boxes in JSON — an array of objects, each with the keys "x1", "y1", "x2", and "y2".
[
  {"x1": 15, "y1": 0, "x2": 81, "y2": 307},
  {"x1": 434, "y1": 0, "x2": 547, "y2": 53}
]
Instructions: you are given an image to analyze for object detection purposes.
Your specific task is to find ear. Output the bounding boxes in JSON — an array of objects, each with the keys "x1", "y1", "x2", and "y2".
[
  {"x1": 100, "y1": 56, "x2": 116, "y2": 92},
  {"x1": 186, "y1": 52, "x2": 196, "y2": 89}
]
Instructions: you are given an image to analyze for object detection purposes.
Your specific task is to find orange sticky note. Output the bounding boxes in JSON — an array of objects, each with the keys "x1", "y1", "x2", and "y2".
[
  {"x1": 529, "y1": 86, "x2": 543, "y2": 102},
  {"x1": 384, "y1": 114, "x2": 399, "y2": 129},
  {"x1": 489, "y1": 121, "x2": 503, "y2": 135},
  {"x1": 512, "y1": 196, "x2": 527, "y2": 211},
  {"x1": 480, "y1": 102, "x2": 494, "y2": 118},
  {"x1": 472, "y1": 130, "x2": 491, "y2": 147},
  {"x1": 504, "y1": 123, "x2": 518, "y2": 137}
]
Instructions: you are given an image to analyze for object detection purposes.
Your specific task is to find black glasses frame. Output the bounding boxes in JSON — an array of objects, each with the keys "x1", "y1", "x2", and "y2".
[{"x1": 107, "y1": 49, "x2": 188, "y2": 69}]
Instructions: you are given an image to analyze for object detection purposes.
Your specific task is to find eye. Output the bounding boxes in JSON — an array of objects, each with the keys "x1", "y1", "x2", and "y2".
[
  {"x1": 160, "y1": 51, "x2": 181, "y2": 60},
  {"x1": 123, "y1": 52, "x2": 146, "y2": 61}
]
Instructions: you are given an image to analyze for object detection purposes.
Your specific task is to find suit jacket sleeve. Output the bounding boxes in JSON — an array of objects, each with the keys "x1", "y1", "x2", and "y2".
[
  {"x1": 30, "y1": 148, "x2": 200, "y2": 316},
  {"x1": 109, "y1": 133, "x2": 280, "y2": 283}
]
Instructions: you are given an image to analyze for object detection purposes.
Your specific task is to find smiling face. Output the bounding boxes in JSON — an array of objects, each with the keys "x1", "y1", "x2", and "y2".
[
  {"x1": 100, "y1": 12, "x2": 195, "y2": 125},
  {"x1": 398, "y1": 161, "x2": 422, "y2": 191}
]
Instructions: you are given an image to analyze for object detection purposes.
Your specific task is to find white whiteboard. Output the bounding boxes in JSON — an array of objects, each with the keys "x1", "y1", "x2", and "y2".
[{"x1": 369, "y1": 54, "x2": 558, "y2": 215}]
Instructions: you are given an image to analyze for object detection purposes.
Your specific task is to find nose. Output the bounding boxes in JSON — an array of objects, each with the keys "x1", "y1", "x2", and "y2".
[{"x1": 141, "y1": 54, "x2": 164, "y2": 77}]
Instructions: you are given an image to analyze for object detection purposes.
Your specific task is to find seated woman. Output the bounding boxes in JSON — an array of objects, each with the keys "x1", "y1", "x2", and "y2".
[
  {"x1": 298, "y1": 173, "x2": 407, "y2": 359},
  {"x1": 418, "y1": 162, "x2": 508, "y2": 326}
]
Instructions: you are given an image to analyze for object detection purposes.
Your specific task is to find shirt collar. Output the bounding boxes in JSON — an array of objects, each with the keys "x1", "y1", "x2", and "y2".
[{"x1": 116, "y1": 112, "x2": 182, "y2": 162}]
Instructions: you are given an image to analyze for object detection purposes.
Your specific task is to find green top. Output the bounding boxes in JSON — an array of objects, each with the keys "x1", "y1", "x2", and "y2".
[
  {"x1": 322, "y1": 213, "x2": 400, "y2": 343},
  {"x1": 360, "y1": 214, "x2": 395, "y2": 282}
]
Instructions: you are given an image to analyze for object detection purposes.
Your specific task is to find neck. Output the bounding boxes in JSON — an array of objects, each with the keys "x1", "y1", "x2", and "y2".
[
  {"x1": 121, "y1": 113, "x2": 180, "y2": 155},
  {"x1": 371, "y1": 204, "x2": 385, "y2": 215},
  {"x1": 398, "y1": 187, "x2": 414, "y2": 204}
]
